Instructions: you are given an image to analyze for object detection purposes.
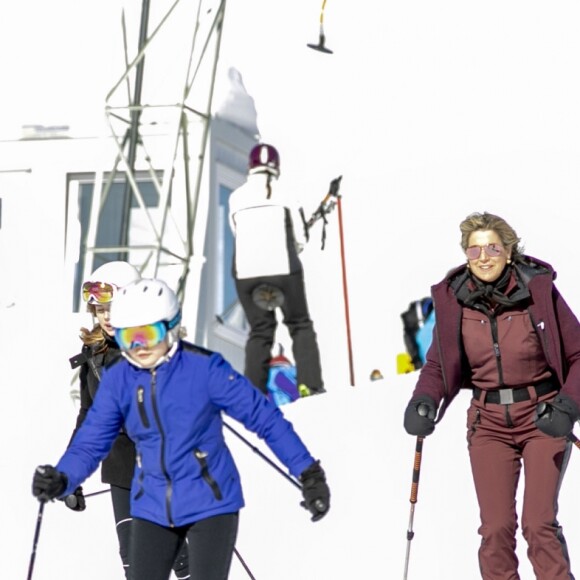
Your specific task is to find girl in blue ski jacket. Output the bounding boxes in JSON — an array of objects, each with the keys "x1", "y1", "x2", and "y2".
[
  {"x1": 33, "y1": 278, "x2": 330, "y2": 580},
  {"x1": 66, "y1": 261, "x2": 189, "y2": 579}
]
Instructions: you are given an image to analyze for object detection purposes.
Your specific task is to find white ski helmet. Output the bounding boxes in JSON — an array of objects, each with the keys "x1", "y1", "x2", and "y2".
[
  {"x1": 110, "y1": 278, "x2": 181, "y2": 333},
  {"x1": 83, "y1": 261, "x2": 141, "y2": 305}
]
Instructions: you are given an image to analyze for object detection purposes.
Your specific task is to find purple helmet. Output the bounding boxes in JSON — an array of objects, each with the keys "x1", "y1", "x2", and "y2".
[{"x1": 248, "y1": 143, "x2": 280, "y2": 177}]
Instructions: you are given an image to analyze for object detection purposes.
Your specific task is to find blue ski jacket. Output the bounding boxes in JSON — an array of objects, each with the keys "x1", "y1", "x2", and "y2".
[{"x1": 56, "y1": 342, "x2": 316, "y2": 527}]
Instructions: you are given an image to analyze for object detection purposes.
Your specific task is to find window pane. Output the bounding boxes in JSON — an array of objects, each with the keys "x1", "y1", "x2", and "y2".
[
  {"x1": 219, "y1": 183, "x2": 236, "y2": 311},
  {"x1": 70, "y1": 176, "x2": 160, "y2": 311}
]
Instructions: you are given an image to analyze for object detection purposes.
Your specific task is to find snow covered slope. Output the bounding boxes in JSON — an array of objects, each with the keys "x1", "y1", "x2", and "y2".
[
  {"x1": 3, "y1": 1, "x2": 580, "y2": 578},
  {"x1": 5, "y1": 342, "x2": 580, "y2": 580}
]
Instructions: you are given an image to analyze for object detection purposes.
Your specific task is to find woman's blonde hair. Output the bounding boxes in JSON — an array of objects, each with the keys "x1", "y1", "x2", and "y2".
[
  {"x1": 459, "y1": 212, "x2": 523, "y2": 257},
  {"x1": 80, "y1": 324, "x2": 108, "y2": 351}
]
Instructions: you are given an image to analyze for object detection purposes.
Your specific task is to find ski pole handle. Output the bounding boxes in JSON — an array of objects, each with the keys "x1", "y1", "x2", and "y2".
[
  {"x1": 410, "y1": 436, "x2": 424, "y2": 504},
  {"x1": 328, "y1": 175, "x2": 342, "y2": 197},
  {"x1": 304, "y1": 175, "x2": 342, "y2": 231},
  {"x1": 567, "y1": 432, "x2": 580, "y2": 450}
]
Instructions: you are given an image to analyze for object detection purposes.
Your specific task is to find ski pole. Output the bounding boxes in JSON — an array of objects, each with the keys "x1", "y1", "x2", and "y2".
[
  {"x1": 403, "y1": 436, "x2": 424, "y2": 580},
  {"x1": 304, "y1": 175, "x2": 341, "y2": 249},
  {"x1": 305, "y1": 175, "x2": 355, "y2": 385},
  {"x1": 223, "y1": 421, "x2": 302, "y2": 490},
  {"x1": 27, "y1": 500, "x2": 46, "y2": 580},
  {"x1": 234, "y1": 547, "x2": 257, "y2": 580},
  {"x1": 84, "y1": 488, "x2": 111, "y2": 499},
  {"x1": 567, "y1": 432, "x2": 580, "y2": 450},
  {"x1": 336, "y1": 190, "x2": 355, "y2": 386}
]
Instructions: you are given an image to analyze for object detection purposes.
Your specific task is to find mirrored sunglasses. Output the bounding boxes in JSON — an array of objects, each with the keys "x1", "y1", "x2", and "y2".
[
  {"x1": 82, "y1": 281, "x2": 116, "y2": 304},
  {"x1": 115, "y1": 322, "x2": 167, "y2": 351},
  {"x1": 465, "y1": 243, "x2": 504, "y2": 260}
]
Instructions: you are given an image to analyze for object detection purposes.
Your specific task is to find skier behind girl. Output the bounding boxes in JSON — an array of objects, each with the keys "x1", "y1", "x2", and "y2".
[
  {"x1": 228, "y1": 143, "x2": 325, "y2": 397},
  {"x1": 66, "y1": 262, "x2": 189, "y2": 579},
  {"x1": 33, "y1": 278, "x2": 330, "y2": 580}
]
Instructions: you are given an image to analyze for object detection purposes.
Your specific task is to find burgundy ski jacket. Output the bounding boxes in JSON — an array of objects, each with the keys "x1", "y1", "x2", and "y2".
[{"x1": 411, "y1": 256, "x2": 580, "y2": 421}]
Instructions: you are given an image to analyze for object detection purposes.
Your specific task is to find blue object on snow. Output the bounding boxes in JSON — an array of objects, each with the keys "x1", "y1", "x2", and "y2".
[
  {"x1": 267, "y1": 363, "x2": 300, "y2": 406},
  {"x1": 415, "y1": 309, "x2": 435, "y2": 364}
]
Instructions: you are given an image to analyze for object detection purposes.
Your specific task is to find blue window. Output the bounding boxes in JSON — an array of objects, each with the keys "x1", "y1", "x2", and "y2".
[
  {"x1": 71, "y1": 177, "x2": 159, "y2": 312},
  {"x1": 219, "y1": 183, "x2": 236, "y2": 312}
]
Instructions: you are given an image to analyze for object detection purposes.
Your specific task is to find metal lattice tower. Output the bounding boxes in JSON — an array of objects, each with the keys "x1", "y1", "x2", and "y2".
[{"x1": 80, "y1": 0, "x2": 226, "y2": 314}]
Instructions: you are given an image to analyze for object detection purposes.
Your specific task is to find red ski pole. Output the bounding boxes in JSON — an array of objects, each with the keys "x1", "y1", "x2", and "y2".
[
  {"x1": 336, "y1": 193, "x2": 355, "y2": 386},
  {"x1": 304, "y1": 175, "x2": 355, "y2": 386},
  {"x1": 403, "y1": 436, "x2": 424, "y2": 580}
]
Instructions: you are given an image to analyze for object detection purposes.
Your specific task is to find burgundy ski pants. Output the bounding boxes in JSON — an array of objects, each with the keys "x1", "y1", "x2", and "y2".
[{"x1": 467, "y1": 390, "x2": 574, "y2": 580}]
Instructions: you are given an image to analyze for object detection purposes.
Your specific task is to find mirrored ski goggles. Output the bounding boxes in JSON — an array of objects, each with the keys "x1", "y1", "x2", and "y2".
[
  {"x1": 465, "y1": 243, "x2": 504, "y2": 260},
  {"x1": 115, "y1": 322, "x2": 167, "y2": 351},
  {"x1": 82, "y1": 281, "x2": 117, "y2": 304}
]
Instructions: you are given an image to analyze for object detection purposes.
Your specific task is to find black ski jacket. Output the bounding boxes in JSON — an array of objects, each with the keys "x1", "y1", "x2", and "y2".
[{"x1": 69, "y1": 337, "x2": 136, "y2": 489}]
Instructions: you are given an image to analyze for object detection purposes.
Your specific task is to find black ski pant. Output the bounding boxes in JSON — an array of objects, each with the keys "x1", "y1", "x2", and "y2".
[
  {"x1": 235, "y1": 271, "x2": 324, "y2": 393},
  {"x1": 111, "y1": 485, "x2": 190, "y2": 579},
  {"x1": 128, "y1": 513, "x2": 239, "y2": 580}
]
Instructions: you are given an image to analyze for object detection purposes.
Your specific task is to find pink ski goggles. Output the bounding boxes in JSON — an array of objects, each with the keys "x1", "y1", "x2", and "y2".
[{"x1": 465, "y1": 243, "x2": 504, "y2": 260}]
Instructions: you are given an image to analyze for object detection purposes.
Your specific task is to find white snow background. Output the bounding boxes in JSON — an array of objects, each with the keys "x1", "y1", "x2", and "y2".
[{"x1": 2, "y1": 1, "x2": 580, "y2": 578}]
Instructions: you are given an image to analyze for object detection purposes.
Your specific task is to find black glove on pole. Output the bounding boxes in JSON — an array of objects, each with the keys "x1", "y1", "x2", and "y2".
[
  {"x1": 534, "y1": 394, "x2": 580, "y2": 438},
  {"x1": 404, "y1": 395, "x2": 437, "y2": 437},
  {"x1": 63, "y1": 486, "x2": 86, "y2": 512},
  {"x1": 32, "y1": 465, "x2": 67, "y2": 502},
  {"x1": 299, "y1": 461, "x2": 330, "y2": 522}
]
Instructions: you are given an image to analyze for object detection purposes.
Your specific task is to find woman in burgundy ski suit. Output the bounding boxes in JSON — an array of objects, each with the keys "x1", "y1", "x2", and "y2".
[{"x1": 404, "y1": 212, "x2": 580, "y2": 580}]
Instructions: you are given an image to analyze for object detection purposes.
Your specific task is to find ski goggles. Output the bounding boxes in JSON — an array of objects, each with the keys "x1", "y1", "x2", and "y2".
[
  {"x1": 465, "y1": 243, "x2": 504, "y2": 260},
  {"x1": 115, "y1": 322, "x2": 167, "y2": 351},
  {"x1": 82, "y1": 281, "x2": 117, "y2": 304}
]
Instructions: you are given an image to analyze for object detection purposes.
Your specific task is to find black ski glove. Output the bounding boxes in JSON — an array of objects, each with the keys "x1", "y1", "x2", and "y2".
[
  {"x1": 63, "y1": 486, "x2": 86, "y2": 512},
  {"x1": 404, "y1": 395, "x2": 437, "y2": 437},
  {"x1": 299, "y1": 461, "x2": 330, "y2": 522},
  {"x1": 534, "y1": 394, "x2": 580, "y2": 438},
  {"x1": 32, "y1": 465, "x2": 68, "y2": 502}
]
